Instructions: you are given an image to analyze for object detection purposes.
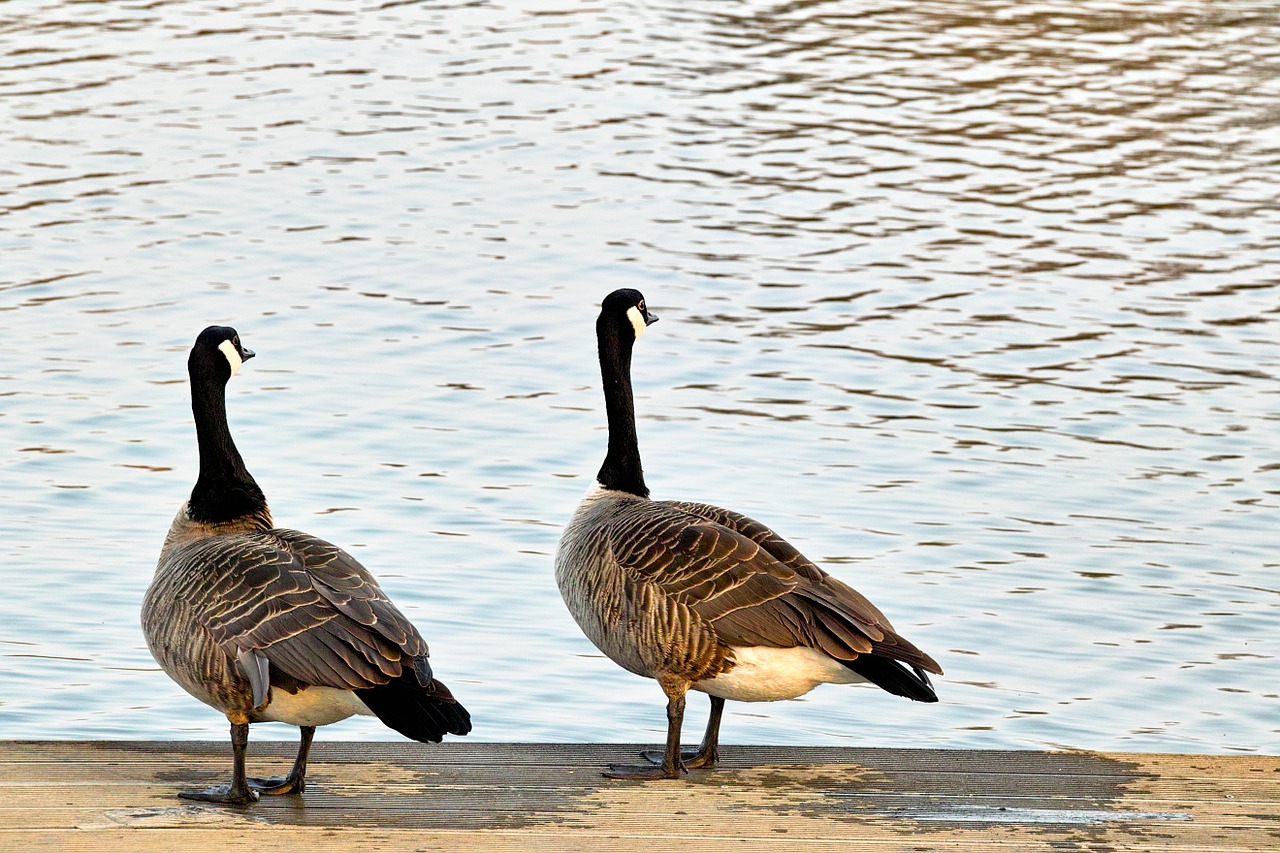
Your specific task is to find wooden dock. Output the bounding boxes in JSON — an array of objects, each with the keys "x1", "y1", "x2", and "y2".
[{"x1": 2, "y1": 741, "x2": 1275, "y2": 851}]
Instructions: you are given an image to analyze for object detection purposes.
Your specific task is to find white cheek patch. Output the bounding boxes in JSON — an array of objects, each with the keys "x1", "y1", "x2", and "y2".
[
  {"x1": 218, "y1": 339, "x2": 244, "y2": 377},
  {"x1": 626, "y1": 305, "x2": 647, "y2": 340}
]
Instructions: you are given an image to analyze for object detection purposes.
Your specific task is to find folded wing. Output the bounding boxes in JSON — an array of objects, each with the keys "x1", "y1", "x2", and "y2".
[
  {"x1": 168, "y1": 530, "x2": 417, "y2": 688},
  {"x1": 609, "y1": 501, "x2": 941, "y2": 696}
]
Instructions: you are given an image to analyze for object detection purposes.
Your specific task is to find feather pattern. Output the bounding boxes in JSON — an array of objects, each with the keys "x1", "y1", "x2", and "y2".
[
  {"x1": 559, "y1": 489, "x2": 941, "y2": 692},
  {"x1": 143, "y1": 510, "x2": 465, "y2": 730}
]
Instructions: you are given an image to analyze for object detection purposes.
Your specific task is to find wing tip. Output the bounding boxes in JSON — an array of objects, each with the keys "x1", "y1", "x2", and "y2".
[
  {"x1": 846, "y1": 655, "x2": 940, "y2": 703},
  {"x1": 355, "y1": 671, "x2": 472, "y2": 742}
]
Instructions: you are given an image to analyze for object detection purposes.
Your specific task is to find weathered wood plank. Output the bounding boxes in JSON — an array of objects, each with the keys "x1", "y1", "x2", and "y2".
[{"x1": 0, "y1": 742, "x2": 1275, "y2": 852}]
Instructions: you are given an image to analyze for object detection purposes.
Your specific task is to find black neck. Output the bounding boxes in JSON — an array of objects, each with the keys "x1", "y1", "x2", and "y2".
[
  {"x1": 187, "y1": 377, "x2": 270, "y2": 526},
  {"x1": 595, "y1": 317, "x2": 649, "y2": 498}
]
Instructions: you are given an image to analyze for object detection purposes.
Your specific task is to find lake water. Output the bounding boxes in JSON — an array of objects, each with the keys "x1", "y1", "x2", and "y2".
[{"x1": 1, "y1": 0, "x2": 1277, "y2": 756}]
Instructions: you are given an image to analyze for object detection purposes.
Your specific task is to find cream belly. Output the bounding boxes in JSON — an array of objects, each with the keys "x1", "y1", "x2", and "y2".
[
  {"x1": 693, "y1": 646, "x2": 868, "y2": 703},
  {"x1": 256, "y1": 686, "x2": 374, "y2": 727}
]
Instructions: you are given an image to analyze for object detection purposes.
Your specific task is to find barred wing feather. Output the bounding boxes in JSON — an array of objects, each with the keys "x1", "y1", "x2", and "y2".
[{"x1": 609, "y1": 501, "x2": 941, "y2": 676}]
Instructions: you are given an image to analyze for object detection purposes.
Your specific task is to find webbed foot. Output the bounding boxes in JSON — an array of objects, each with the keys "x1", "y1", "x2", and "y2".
[
  {"x1": 605, "y1": 762, "x2": 685, "y2": 780},
  {"x1": 179, "y1": 783, "x2": 259, "y2": 806},
  {"x1": 640, "y1": 747, "x2": 717, "y2": 769},
  {"x1": 247, "y1": 774, "x2": 304, "y2": 796}
]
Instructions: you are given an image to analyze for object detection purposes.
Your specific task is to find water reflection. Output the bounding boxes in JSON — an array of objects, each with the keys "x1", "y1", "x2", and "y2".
[{"x1": 0, "y1": 0, "x2": 1276, "y2": 753}]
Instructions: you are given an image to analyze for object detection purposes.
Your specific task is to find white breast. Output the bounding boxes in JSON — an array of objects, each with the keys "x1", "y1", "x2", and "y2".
[
  {"x1": 694, "y1": 646, "x2": 868, "y2": 703},
  {"x1": 258, "y1": 686, "x2": 374, "y2": 727}
]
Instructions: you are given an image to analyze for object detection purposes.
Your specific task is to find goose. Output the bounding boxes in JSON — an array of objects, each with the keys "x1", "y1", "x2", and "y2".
[
  {"x1": 141, "y1": 326, "x2": 470, "y2": 804},
  {"x1": 555, "y1": 289, "x2": 942, "y2": 780}
]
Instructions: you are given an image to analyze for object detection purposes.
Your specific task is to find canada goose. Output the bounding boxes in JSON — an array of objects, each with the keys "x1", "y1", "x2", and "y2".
[
  {"x1": 142, "y1": 326, "x2": 470, "y2": 804},
  {"x1": 555, "y1": 289, "x2": 942, "y2": 780}
]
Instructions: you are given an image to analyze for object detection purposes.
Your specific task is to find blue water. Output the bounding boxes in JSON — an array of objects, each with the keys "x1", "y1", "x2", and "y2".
[{"x1": 1, "y1": 0, "x2": 1276, "y2": 755}]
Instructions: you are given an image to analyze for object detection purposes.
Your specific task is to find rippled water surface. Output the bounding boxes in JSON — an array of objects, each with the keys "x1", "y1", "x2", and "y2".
[{"x1": 2, "y1": 0, "x2": 1277, "y2": 754}]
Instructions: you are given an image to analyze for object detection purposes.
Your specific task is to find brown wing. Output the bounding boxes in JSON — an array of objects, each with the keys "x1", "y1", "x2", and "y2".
[
  {"x1": 612, "y1": 500, "x2": 941, "y2": 675},
  {"x1": 165, "y1": 528, "x2": 429, "y2": 695}
]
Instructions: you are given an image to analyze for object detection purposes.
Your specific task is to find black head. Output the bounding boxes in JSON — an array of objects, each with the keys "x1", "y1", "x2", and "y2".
[
  {"x1": 189, "y1": 325, "x2": 255, "y2": 385},
  {"x1": 598, "y1": 288, "x2": 658, "y2": 344}
]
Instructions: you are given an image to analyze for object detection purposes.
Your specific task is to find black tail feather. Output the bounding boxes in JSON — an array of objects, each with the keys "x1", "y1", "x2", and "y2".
[
  {"x1": 355, "y1": 669, "x2": 472, "y2": 742},
  {"x1": 846, "y1": 655, "x2": 938, "y2": 703}
]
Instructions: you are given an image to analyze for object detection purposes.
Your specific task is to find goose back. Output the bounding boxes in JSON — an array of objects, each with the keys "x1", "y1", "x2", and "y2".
[
  {"x1": 555, "y1": 485, "x2": 941, "y2": 700},
  {"x1": 144, "y1": 517, "x2": 435, "y2": 716}
]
